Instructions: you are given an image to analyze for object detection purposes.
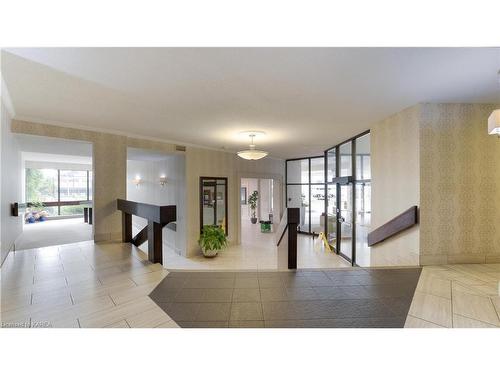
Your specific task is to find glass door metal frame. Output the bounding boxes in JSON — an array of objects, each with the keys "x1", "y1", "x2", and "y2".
[
  {"x1": 324, "y1": 130, "x2": 370, "y2": 266},
  {"x1": 285, "y1": 155, "x2": 324, "y2": 235}
]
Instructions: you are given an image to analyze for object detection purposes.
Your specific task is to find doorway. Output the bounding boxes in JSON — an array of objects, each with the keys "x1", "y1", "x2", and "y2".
[{"x1": 240, "y1": 177, "x2": 278, "y2": 246}]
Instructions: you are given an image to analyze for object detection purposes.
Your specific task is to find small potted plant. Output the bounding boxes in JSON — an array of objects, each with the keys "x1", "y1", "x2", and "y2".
[
  {"x1": 248, "y1": 190, "x2": 259, "y2": 224},
  {"x1": 199, "y1": 225, "x2": 228, "y2": 257}
]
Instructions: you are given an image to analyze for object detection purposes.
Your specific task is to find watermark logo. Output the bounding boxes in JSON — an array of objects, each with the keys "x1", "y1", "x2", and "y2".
[{"x1": 1, "y1": 321, "x2": 51, "y2": 328}]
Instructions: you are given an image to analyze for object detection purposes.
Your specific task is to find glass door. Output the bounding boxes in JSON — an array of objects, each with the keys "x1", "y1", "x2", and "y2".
[
  {"x1": 339, "y1": 183, "x2": 353, "y2": 262},
  {"x1": 326, "y1": 184, "x2": 337, "y2": 251}
]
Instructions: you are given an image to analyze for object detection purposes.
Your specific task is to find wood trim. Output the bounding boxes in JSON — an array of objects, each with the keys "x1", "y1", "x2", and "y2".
[
  {"x1": 276, "y1": 207, "x2": 299, "y2": 269},
  {"x1": 367, "y1": 206, "x2": 418, "y2": 247},
  {"x1": 117, "y1": 199, "x2": 177, "y2": 265}
]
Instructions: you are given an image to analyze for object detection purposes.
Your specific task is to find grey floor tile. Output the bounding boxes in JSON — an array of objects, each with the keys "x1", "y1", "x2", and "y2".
[
  {"x1": 229, "y1": 320, "x2": 265, "y2": 328},
  {"x1": 148, "y1": 287, "x2": 180, "y2": 302},
  {"x1": 258, "y1": 277, "x2": 284, "y2": 288},
  {"x1": 232, "y1": 288, "x2": 261, "y2": 302},
  {"x1": 234, "y1": 278, "x2": 259, "y2": 288},
  {"x1": 184, "y1": 278, "x2": 235, "y2": 289},
  {"x1": 195, "y1": 303, "x2": 231, "y2": 321},
  {"x1": 282, "y1": 277, "x2": 312, "y2": 288},
  {"x1": 262, "y1": 301, "x2": 293, "y2": 320},
  {"x1": 174, "y1": 288, "x2": 206, "y2": 302},
  {"x1": 285, "y1": 287, "x2": 319, "y2": 301},
  {"x1": 160, "y1": 302, "x2": 201, "y2": 321},
  {"x1": 260, "y1": 287, "x2": 288, "y2": 302},
  {"x1": 203, "y1": 288, "x2": 233, "y2": 302},
  {"x1": 179, "y1": 321, "x2": 229, "y2": 328},
  {"x1": 230, "y1": 302, "x2": 263, "y2": 321}
]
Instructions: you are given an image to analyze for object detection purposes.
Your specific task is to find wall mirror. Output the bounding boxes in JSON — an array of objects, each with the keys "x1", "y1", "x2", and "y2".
[{"x1": 199, "y1": 177, "x2": 228, "y2": 234}]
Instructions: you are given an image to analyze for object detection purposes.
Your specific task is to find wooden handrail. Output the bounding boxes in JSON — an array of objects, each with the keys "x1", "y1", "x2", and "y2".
[
  {"x1": 117, "y1": 199, "x2": 176, "y2": 265},
  {"x1": 367, "y1": 206, "x2": 418, "y2": 247},
  {"x1": 275, "y1": 207, "x2": 300, "y2": 269}
]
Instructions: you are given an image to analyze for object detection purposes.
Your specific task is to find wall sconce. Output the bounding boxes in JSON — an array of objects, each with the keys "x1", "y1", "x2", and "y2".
[
  {"x1": 132, "y1": 176, "x2": 142, "y2": 187},
  {"x1": 488, "y1": 109, "x2": 500, "y2": 137},
  {"x1": 159, "y1": 175, "x2": 167, "y2": 187}
]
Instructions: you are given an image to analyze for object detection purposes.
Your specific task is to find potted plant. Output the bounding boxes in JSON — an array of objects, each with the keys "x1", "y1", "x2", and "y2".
[
  {"x1": 199, "y1": 225, "x2": 228, "y2": 257},
  {"x1": 248, "y1": 190, "x2": 259, "y2": 224}
]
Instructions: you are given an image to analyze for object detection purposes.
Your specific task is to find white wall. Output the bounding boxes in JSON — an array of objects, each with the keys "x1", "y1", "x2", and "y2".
[
  {"x1": 1, "y1": 101, "x2": 23, "y2": 264},
  {"x1": 127, "y1": 155, "x2": 186, "y2": 259}
]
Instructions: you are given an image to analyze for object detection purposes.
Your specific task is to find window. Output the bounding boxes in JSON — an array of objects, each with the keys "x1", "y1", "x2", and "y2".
[
  {"x1": 25, "y1": 168, "x2": 92, "y2": 216},
  {"x1": 286, "y1": 159, "x2": 309, "y2": 184}
]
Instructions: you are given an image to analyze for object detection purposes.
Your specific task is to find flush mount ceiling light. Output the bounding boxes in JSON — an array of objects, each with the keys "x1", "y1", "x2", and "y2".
[{"x1": 237, "y1": 131, "x2": 268, "y2": 160}]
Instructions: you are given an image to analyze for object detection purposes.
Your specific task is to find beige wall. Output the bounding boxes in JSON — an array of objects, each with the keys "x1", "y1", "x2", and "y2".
[
  {"x1": 11, "y1": 120, "x2": 285, "y2": 258},
  {"x1": 419, "y1": 103, "x2": 500, "y2": 265},
  {"x1": 1, "y1": 102, "x2": 23, "y2": 265},
  {"x1": 370, "y1": 105, "x2": 420, "y2": 266}
]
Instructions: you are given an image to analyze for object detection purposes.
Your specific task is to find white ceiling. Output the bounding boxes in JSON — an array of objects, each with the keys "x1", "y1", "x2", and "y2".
[{"x1": 3, "y1": 48, "x2": 500, "y2": 159}]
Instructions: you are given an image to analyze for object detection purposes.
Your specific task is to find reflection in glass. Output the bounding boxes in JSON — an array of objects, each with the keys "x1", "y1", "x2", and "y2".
[
  {"x1": 310, "y1": 157, "x2": 325, "y2": 183},
  {"x1": 339, "y1": 183, "x2": 353, "y2": 260},
  {"x1": 355, "y1": 134, "x2": 371, "y2": 180},
  {"x1": 339, "y1": 142, "x2": 352, "y2": 177},
  {"x1": 355, "y1": 182, "x2": 371, "y2": 267},
  {"x1": 60, "y1": 170, "x2": 88, "y2": 201},
  {"x1": 326, "y1": 184, "x2": 337, "y2": 250},
  {"x1": 286, "y1": 159, "x2": 309, "y2": 184},
  {"x1": 310, "y1": 184, "x2": 325, "y2": 233},
  {"x1": 327, "y1": 148, "x2": 336, "y2": 182},
  {"x1": 286, "y1": 184, "x2": 309, "y2": 232}
]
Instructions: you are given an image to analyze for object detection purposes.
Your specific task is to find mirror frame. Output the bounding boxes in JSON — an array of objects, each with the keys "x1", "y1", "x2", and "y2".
[{"x1": 199, "y1": 176, "x2": 228, "y2": 234}]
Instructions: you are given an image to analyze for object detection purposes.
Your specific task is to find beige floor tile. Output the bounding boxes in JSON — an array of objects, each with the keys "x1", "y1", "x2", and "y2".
[
  {"x1": 453, "y1": 314, "x2": 498, "y2": 328},
  {"x1": 125, "y1": 306, "x2": 172, "y2": 328},
  {"x1": 78, "y1": 296, "x2": 157, "y2": 328},
  {"x1": 1, "y1": 292, "x2": 32, "y2": 312},
  {"x1": 404, "y1": 315, "x2": 446, "y2": 328},
  {"x1": 452, "y1": 290, "x2": 500, "y2": 326},
  {"x1": 416, "y1": 274, "x2": 451, "y2": 299},
  {"x1": 408, "y1": 291, "x2": 452, "y2": 327},
  {"x1": 104, "y1": 319, "x2": 130, "y2": 328},
  {"x1": 31, "y1": 295, "x2": 115, "y2": 324},
  {"x1": 130, "y1": 270, "x2": 168, "y2": 286},
  {"x1": 109, "y1": 282, "x2": 159, "y2": 306}
]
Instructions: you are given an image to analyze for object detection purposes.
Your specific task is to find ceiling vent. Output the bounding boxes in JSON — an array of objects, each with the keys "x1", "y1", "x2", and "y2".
[{"x1": 175, "y1": 145, "x2": 186, "y2": 152}]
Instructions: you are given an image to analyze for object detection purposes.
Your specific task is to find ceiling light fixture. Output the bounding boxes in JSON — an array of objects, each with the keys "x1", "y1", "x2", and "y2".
[{"x1": 237, "y1": 132, "x2": 268, "y2": 160}]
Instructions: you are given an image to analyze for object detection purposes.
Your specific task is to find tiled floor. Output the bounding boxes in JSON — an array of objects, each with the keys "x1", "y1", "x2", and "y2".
[
  {"x1": 162, "y1": 221, "x2": 350, "y2": 270},
  {"x1": 3, "y1": 240, "x2": 499, "y2": 329},
  {"x1": 1, "y1": 241, "x2": 177, "y2": 328},
  {"x1": 149, "y1": 268, "x2": 422, "y2": 328},
  {"x1": 404, "y1": 264, "x2": 500, "y2": 328}
]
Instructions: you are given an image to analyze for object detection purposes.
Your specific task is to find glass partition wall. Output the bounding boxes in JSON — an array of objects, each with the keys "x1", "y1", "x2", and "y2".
[
  {"x1": 285, "y1": 156, "x2": 325, "y2": 234},
  {"x1": 285, "y1": 131, "x2": 371, "y2": 265}
]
